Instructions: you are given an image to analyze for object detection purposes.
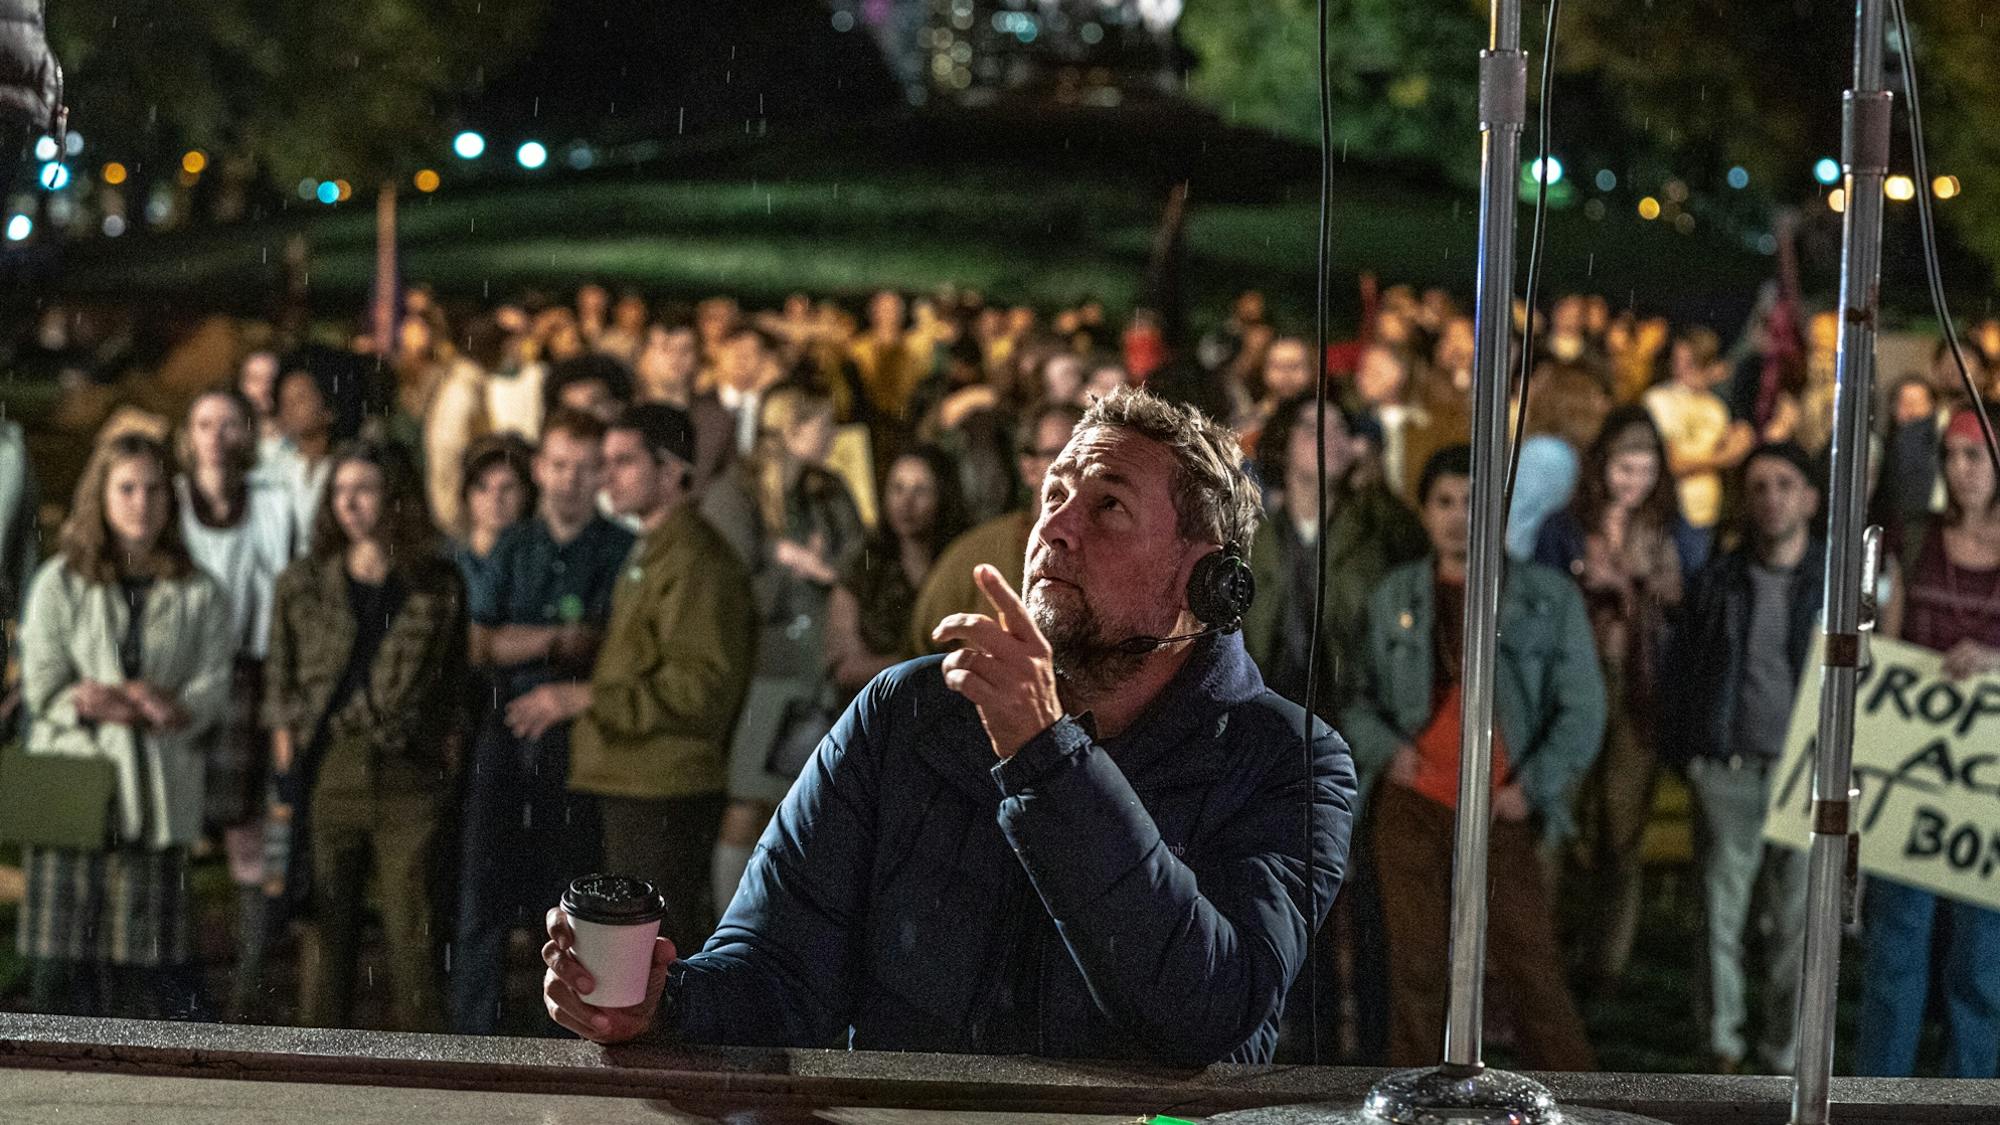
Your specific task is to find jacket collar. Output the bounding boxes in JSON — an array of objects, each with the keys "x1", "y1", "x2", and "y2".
[
  {"x1": 634, "y1": 502, "x2": 703, "y2": 564},
  {"x1": 1091, "y1": 630, "x2": 1267, "y2": 786}
]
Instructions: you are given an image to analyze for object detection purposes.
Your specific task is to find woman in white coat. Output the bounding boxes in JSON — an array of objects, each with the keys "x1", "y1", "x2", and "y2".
[
  {"x1": 176, "y1": 387, "x2": 295, "y2": 1020},
  {"x1": 17, "y1": 433, "x2": 233, "y2": 1018}
]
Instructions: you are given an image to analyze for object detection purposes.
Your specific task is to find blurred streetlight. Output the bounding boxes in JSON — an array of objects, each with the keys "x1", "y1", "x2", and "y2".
[
  {"x1": 1814, "y1": 158, "x2": 1841, "y2": 185},
  {"x1": 102, "y1": 162, "x2": 127, "y2": 185},
  {"x1": 1828, "y1": 187, "x2": 1847, "y2": 213},
  {"x1": 182, "y1": 150, "x2": 207, "y2": 175},
  {"x1": 453, "y1": 131, "x2": 486, "y2": 159},
  {"x1": 6, "y1": 215, "x2": 31, "y2": 241},
  {"x1": 1529, "y1": 156, "x2": 1564, "y2": 185},
  {"x1": 414, "y1": 169, "x2": 441, "y2": 193},
  {"x1": 38, "y1": 162, "x2": 68, "y2": 191},
  {"x1": 1727, "y1": 166, "x2": 1750, "y2": 189},
  {"x1": 1637, "y1": 196, "x2": 1662, "y2": 220},
  {"x1": 1933, "y1": 175, "x2": 1961, "y2": 200},
  {"x1": 1884, "y1": 175, "x2": 1916, "y2": 202},
  {"x1": 516, "y1": 141, "x2": 547, "y2": 169}
]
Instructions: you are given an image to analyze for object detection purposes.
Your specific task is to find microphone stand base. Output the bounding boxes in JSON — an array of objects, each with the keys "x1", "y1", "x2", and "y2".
[{"x1": 1206, "y1": 1064, "x2": 1673, "y2": 1125}]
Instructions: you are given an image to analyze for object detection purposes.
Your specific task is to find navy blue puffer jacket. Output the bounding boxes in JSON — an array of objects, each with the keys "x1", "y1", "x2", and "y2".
[{"x1": 664, "y1": 632, "x2": 1355, "y2": 1063}]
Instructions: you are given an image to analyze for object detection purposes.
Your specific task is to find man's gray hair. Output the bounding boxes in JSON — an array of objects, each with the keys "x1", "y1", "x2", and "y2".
[{"x1": 1079, "y1": 387, "x2": 1261, "y2": 559}]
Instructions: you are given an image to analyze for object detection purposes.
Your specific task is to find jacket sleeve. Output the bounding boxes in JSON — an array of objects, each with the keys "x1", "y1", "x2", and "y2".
[
  {"x1": 586, "y1": 549, "x2": 754, "y2": 743},
  {"x1": 1655, "y1": 563, "x2": 1709, "y2": 767},
  {"x1": 2, "y1": 429, "x2": 35, "y2": 625},
  {"x1": 1338, "y1": 583, "x2": 1409, "y2": 790},
  {"x1": 175, "y1": 579, "x2": 237, "y2": 739},
  {"x1": 260, "y1": 566, "x2": 304, "y2": 734},
  {"x1": 20, "y1": 561, "x2": 83, "y2": 737},
  {"x1": 1516, "y1": 575, "x2": 1608, "y2": 817},
  {"x1": 988, "y1": 714, "x2": 1357, "y2": 1063},
  {"x1": 664, "y1": 678, "x2": 880, "y2": 1047}
]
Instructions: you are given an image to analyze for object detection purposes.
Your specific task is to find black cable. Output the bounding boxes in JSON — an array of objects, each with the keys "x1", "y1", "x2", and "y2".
[
  {"x1": 1889, "y1": 0, "x2": 2000, "y2": 480},
  {"x1": 1501, "y1": 0, "x2": 1561, "y2": 525},
  {"x1": 1299, "y1": 0, "x2": 1334, "y2": 1069}
]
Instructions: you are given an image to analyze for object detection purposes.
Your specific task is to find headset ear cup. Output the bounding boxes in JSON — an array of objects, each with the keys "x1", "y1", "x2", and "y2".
[{"x1": 1188, "y1": 549, "x2": 1256, "y2": 628}]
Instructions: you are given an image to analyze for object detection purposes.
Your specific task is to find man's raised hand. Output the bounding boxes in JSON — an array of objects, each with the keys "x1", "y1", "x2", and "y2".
[{"x1": 930, "y1": 564, "x2": 1063, "y2": 759}]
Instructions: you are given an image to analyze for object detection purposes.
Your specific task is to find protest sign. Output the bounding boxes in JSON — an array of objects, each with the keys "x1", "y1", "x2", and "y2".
[{"x1": 1765, "y1": 635, "x2": 2000, "y2": 911}]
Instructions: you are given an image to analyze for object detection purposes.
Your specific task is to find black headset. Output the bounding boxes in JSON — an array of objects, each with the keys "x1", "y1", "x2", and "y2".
[
  {"x1": 1187, "y1": 543, "x2": 1256, "y2": 629},
  {"x1": 1113, "y1": 543, "x2": 1257, "y2": 655}
]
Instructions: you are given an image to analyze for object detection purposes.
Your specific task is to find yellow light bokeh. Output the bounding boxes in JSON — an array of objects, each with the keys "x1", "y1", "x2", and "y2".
[
  {"x1": 1829, "y1": 188, "x2": 1847, "y2": 214},
  {"x1": 1933, "y1": 175, "x2": 1961, "y2": 200},
  {"x1": 1885, "y1": 175, "x2": 1917, "y2": 202},
  {"x1": 101, "y1": 162, "x2": 127, "y2": 186},
  {"x1": 334, "y1": 179, "x2": 353, "y2": 202},
  {"x1": 181, "y1": 150, "x2": 207, "y2": 175},
  {"x1": 1637, "y1": 196, "x2": 1662, "y2": 221},
  {"x1": 413, "y1": 169, "x2": 441, "y2": 193}
]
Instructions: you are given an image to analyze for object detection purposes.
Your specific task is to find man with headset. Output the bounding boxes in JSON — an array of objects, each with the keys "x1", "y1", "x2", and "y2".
[{"x1": 542, "y1": 387, "x2": 1356, "y2": 1064}]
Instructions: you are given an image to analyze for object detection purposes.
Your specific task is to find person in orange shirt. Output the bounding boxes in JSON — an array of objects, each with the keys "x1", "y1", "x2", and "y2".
[{"x1": 1342, "y1": 444, "x2": 1606, "y2": 1070}]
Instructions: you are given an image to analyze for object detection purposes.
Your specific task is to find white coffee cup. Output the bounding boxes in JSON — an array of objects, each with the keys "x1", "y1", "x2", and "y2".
[{"x1": 561, "y1": 874, "x2": 668, "y2": 1009}]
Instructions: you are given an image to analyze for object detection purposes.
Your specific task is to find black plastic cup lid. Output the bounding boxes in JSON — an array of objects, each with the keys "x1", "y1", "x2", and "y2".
[{"x1": 562, "y1": 874, "x2": 667, "y2": 925}]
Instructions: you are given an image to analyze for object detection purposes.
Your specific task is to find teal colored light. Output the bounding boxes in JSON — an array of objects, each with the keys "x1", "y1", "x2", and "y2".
[
  {"x1": 1595, "y1": 168, "x2": 1616, "y2": 191},
  {"x1": 315, "y1": 180, "x2": 340, "y2": 204},
  {"x1": 1530, "y1": 156, "x2": 1564, "y2": 185},
  {"x1": 37, "y1": 162, "x2": 68, "y2": 190},
  {"x1": 453, "y1": 131, "x2": 487, "y2": 159},
  {"x1": 1814, "y1": 157, "x2": 1841, "y2": 185},
  {"x1": 5, "y1": 214, "x2": 31, "y2": 241},
  {"x1": 1727, "y1": 165, "x2": 1750, "y2": 189},
  {"x1": 516, "y1": 140, "x2": 548, "y2": 170}
]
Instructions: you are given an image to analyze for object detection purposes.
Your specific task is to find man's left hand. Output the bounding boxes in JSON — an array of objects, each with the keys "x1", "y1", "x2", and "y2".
[
  {"x1": 507, "y1": 682, "x2": 590, "y2": 741},
  {"x1": 932, "y1": 565, "x2": 1063, "y2": 759}
]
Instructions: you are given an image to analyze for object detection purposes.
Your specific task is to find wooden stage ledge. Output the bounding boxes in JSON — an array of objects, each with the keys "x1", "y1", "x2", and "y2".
[{"x1": 1, "y1": 1014, "x2": 1998, "y2": 1124}]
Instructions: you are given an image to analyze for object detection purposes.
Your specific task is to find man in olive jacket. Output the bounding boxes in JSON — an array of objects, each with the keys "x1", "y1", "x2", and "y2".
[{"x1": 537, "y1": 404, "x2": 755, "y2": 953}]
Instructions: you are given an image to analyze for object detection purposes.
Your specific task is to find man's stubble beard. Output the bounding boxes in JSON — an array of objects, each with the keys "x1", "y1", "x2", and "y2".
[{"x1": 1026, "y1": 574, "x2": 1174, "y2": 699}]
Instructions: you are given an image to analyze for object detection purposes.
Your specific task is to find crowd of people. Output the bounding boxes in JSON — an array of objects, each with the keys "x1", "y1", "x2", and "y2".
[{"x1": 0, "y1": 275, "x2": 1997, "y2": 1073}]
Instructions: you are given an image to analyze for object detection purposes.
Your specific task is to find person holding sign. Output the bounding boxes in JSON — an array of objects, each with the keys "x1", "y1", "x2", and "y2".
[
  {"x1": 1662, "y1": 441, "x2": 1824, "y2": 1075},
  {"x1": 1858, "y1": 407, "x2": 2000, "y2": 1079}
]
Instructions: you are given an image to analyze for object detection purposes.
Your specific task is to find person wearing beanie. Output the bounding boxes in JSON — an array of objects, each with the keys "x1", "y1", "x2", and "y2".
[{"x1": 1660, "y1": 439, "x2": 1825, "y2": 1074}]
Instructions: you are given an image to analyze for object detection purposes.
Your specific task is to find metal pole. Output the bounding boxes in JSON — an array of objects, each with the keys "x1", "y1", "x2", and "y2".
[
  {"x1": 1442, "y1": 0, "x2": 1526, "y2": 1072},
  {"x1": 1792, "y1": 0, "x2": 1888, "y2": 1120}
]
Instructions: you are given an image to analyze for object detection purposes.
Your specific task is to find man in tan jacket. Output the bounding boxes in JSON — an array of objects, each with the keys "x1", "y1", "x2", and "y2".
[{"x1": 528, "y1": 404, "x2": 755, "y2": 954}]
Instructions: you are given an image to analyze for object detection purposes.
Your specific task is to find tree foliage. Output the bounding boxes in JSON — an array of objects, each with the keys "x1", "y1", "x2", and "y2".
[
  {"x1": 48, "y1": 0, "x2": 546, "y2": 187},
  {"x1": 1181, "y1": 0, "x2": 2000, "y2": 269},
  {"x1": 1179, "y1": 0, "x2": 1487, "y2": 183},
  {"x1": 1907, "y1": 0, "x2": 2000, "y2": 278}
]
